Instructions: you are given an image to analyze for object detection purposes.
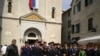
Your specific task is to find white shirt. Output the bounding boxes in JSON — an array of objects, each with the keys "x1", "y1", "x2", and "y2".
[{"x1": 1, "y1": 46, "x2": 7, "y2": 55}]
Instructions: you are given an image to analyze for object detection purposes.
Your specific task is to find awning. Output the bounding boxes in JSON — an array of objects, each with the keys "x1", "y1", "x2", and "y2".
[{"x1": 78, "y1": 35, "x2": 100, "y2": 43}]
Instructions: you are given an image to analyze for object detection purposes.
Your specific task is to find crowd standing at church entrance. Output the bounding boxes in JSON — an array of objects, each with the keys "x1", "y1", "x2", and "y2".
[{"x1": 0, "y1": 39, "x2": 100, "y2": 56}]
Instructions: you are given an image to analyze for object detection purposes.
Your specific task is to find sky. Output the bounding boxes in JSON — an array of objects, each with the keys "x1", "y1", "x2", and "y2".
[{"x1": 62, "y1": 0, "x2": 72, "y2": 10}]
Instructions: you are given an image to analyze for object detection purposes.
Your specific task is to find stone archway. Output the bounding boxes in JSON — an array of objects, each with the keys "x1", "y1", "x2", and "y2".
[{"x1": 24, "y1": 28, "x2": 42, "y2": 42}]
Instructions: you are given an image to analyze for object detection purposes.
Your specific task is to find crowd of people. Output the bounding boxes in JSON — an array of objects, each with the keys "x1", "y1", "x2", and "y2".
[{"x1": 0, "y1": 39, "x2": 100, "y2": 56}]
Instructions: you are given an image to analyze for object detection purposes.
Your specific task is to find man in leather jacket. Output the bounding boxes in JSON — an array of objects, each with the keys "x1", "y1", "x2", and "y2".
[{"x1": 5, "y1": 39, "x2": 19, "y2": 56}]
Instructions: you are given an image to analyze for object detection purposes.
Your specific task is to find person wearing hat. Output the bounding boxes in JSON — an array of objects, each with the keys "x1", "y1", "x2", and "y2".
[
  {"x1": 5, "y1": 39, "x2": 19, "y2": 56},
  {"x1": 46, "y1": 42, "x2": 55, "y2": 56},
  {"x1": 62, "y1": 42, "x2": 70, "y2": 56},
  {"x1": 85, "y1": 43, "x2": 95, "y2": 56},
  {"x1": 20, "y1": 41, "x2": 32, "y2": 56},
  {"x1": 70, "y1": 43, "x2": 79, "y2": 56},
  {"x1": 31, "y1": 40, "x2": 44, "y2": 56}
]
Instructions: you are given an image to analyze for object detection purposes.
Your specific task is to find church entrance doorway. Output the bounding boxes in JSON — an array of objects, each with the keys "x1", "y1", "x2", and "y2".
[
  {"x1": 24, "y1": 28, "x2": 42, "y2": 44},
  {"x1": 27, "y1": 39, "x2": 38, "y2": 44}
]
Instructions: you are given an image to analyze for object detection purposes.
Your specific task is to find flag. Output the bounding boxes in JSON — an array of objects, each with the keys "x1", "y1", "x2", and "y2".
[
  {"x1": 29, "y1": 0, "x2": 33, "y2": 10},
  {"x1": 29, "y1": 0, "x2": 38, "y2": 10}
]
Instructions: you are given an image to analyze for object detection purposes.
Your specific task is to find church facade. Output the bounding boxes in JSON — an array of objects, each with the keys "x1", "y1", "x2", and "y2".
[{"x1": 0, "y1": 0, "x2": 62, "y2": 47}]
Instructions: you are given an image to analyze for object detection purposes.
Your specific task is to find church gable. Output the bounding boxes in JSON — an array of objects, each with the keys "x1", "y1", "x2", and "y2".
[
  {"x1": 21, "y1": 12, "x2": 46, "y2": 21},
  {"x1": 26, "y1": 14, "x2": 41, "y2": 21}
]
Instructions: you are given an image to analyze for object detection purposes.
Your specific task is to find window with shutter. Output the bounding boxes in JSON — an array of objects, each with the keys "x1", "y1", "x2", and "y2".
[
  {"x1": 85, "y1": 0, "x2": 88, "y2": 6},
  {"x1": 85, "y1": 0, "x2": 93, "y2": 7},
  {"x1": 71, "y1": 25, "x2": 75, "y2": 34},
  {"x1": 88, "y1": 18, "x2": 93, "y2": 31},
  {"x1": 77, "y1": 1, "x2": 81, "y2": 12},
  {"x1": 76, "y1": 23, "x2": 80, "y2": 33}
]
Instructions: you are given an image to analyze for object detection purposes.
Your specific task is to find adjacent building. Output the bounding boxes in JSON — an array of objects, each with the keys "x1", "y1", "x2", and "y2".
[
  {"x1": 70, "y1": 0, "x2": 100, "y2": 44},
  {"x1": 62, "y1": 8, "x2": 71, "y2": 44}
]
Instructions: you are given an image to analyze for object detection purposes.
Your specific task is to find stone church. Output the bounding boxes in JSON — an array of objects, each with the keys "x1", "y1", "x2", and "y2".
[{"x1": 0, "y1": 0, "x2": 62, "y2": 47}]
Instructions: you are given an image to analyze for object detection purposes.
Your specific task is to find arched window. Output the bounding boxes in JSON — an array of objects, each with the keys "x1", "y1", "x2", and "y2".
[
  {"x1": 52, "y1": 7, "x2": 56, "y2": 18},
  {"x1": 8, "y1": 0, "x2": 12, "y2": 13},
  {"x1": 28, "y1": 33, "x2": 36, "y2": 37}
]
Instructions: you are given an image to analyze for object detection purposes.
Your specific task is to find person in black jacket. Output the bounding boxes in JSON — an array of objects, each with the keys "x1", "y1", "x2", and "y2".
[
  {"x1": 43, "y1": 42, "x2": 48, "y2": 56},
  {"x1": 62, "y1": 42, "x2": 70, "y2": 56},
  {"x1": 46, "y1": 42, "x2": 55, "y2": 56},
  {"x1": 97, "y1": 49, "x2": 100, "y2": 56},
  {"x1": 31, "y1": 41, "x2": 44, "y2": 56},
  {"x1": 86, "y1": 43, "x2": 95, "y2": 56},
  {"x1": 70, "y1": 43, "x2": 79, "y2": 56},
  {"x1": 5, "y1": 39, "x2": 19, "y2": 56},
  {"x1": 56, "y1": 43, "x2": 63, "y2": 56}
]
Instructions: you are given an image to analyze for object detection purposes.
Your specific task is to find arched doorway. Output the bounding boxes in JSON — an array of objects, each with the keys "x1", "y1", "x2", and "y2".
[
  {"x1": 28, "y1": 33, "x2": 36, "y2": 37},
  {"x1": 24, "y1": 28, "x2": 42, "y2": 44}
]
